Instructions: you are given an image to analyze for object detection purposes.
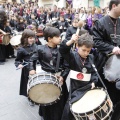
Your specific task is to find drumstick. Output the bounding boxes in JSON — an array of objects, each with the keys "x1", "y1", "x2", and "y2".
[
  {"x1": 76, "y1": 20, "x2": 84, "y2": 35},
  {"x1": 73, "y1": 21, "x2": 84, "y2": 50},
  {"x1": 107, "y1": 53, "x2": 113, "y2": 56},
  {"x1": 16, "y1": 63, "x2": 29, "y2": 70}
]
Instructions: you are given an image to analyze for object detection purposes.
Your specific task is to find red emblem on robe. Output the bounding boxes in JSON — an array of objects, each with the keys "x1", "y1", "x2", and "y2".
[{"x1": 77, "y1": 73, "x2": 84, "y2": 80}]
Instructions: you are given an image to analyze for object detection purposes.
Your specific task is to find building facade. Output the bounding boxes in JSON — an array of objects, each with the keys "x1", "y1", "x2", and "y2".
[
  {"x1": 6, "y1": 0, "x2": 110, "y2": 8},
  {"x1": 72, "y1": 0, "x2": 110, "y2": 9}
]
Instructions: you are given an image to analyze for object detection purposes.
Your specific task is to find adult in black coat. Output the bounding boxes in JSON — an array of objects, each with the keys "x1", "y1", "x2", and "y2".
[
  {"x1": 0, "y1": 9, "x2": 7, "y2": 65},
  {"x1": 92, "y1": 1, "x2": 120, "y2": 119}
]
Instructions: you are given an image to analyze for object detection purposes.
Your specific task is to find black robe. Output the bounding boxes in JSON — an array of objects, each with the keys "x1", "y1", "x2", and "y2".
[
  {"x1": 38, "y1": 13, "x2": 46, "y2": 24},
  {"x1": 57, "y1": 20, "x2": 69, "y2": 33},
  {"x1": 0, "y1": 24, "x2": 6, "y2": 62},
  {"x1": 15, "y1": 44, "x2": 37, "y2": 96},
  {"x1": 92, "y1": 15, "x2": 120, "y2": 119},
  {"x1": 64, "y1": 13, "x2": 72, "y2": 24},
  {"x1": 59, "y1": 40, "x2": 98, "y2": 120},
  {"x1": 16, "y1": 22, "x2": 26, "y2": 32},
  {"x1": 65, "y1": 26, "x2": 87, "y2": 41},
  {"x1": 29, "y1": 44, "x2": 69, "y2": 120},
  {"x1": 4, "y1": 26, "x2": 14, "y2": 58}
]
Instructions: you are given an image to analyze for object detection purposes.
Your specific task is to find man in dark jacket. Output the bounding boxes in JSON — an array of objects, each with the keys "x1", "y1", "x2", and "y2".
[{"x1": 92, "y1": 0, "x2": 120, "y2": 119}]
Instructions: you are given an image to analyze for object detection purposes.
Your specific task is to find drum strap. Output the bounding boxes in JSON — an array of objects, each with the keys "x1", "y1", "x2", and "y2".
[
  {"x1": 89, "y1": 55, "x2": 107, "y2": 90},
  {"x1": 55, "y1": 51, "x2": 61, "y2": 72}
]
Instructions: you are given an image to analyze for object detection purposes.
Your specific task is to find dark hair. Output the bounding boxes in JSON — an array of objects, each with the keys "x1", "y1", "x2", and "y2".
[
  {"x1": 0, "y1": 9, "x2": 7, "y2": 25},
  {"x1": 109, "y1": 0, "x2": 120, "y2": 10},
  {"x1": 72, "y1": 18, "x2": 79, "y2": 23},
  {"x1": 43, "y1": 27, "x2": 60, "y2": 42},
  {"x1": 78, "y1": 33, "x2": 94, "y2": 48},
  {"x1": 45, "y1": 23, "x2": 53, "y2": 27},
  {"x1": 21, "y1": 29, "x2": 35, "y2": 47},
  {"x1": 18, "y1": 16, "x2": 24, "y2": 23}
]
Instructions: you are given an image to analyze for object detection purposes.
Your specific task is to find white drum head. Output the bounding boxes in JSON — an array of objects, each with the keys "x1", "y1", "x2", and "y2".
[
  {"x1": 28, "y1": 84, "x2": 61, "y2": 104},
  {"x1": 71, "y1": 89, "x2": 106, "y2": 113},
  {"x1": 10, "y1": 35, "x2": 21, "y2": 45}
]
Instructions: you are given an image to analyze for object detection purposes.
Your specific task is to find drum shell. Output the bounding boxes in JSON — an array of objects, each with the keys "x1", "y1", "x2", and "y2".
[
  {"x1": 0, "y1": 34, "x2": 3, "y2": 44},
  {"x1": 2, "y1": 34, "x2": 10, "y2": 45}
]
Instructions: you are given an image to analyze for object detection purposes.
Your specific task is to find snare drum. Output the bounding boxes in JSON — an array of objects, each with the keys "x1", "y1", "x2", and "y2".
[
  {"x1": 27, "y1": 73, "x2": 62, "y2": 106},
  {"x1": 70, "y1": 88, "x2": 113, "y2": 120}
]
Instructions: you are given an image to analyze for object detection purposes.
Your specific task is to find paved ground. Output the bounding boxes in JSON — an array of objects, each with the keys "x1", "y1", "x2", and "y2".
[{"x1": 0, "y1": 58, "x2": 41, "y2": 120}]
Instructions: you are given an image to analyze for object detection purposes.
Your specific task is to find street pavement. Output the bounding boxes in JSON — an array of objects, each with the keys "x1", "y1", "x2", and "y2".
[{"x1": 0, "y1": 58, "x2": 41, "y2": 120}]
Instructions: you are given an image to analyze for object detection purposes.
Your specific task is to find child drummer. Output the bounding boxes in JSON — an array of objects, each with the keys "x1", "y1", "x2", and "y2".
[
  {"x1": 15, "y1": 29, "x2": 37, "y2": 100},
  {"x1": 29, "y1": 27, "x2": 69, "y2": 120},
  {"x1": 59, "y1": 33, "x2": 98, "y2": 120}
]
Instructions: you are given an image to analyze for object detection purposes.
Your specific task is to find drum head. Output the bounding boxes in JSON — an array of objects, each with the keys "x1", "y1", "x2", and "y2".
[
  {"x1": 104, "y1": 55, "x2": 120, "y2": 81},
  {"x1": 10, "y1": 35, "x2": 21, "y2": 46},
  {"x1": 28, "y1": 83, "x2": 61, "y2": 105},
  {"x1": 71, "y1": 89, "x2": 106, "y2": 114}
]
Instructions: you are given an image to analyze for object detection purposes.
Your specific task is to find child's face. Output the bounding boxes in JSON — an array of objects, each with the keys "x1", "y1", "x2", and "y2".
[
  {"x1": 77, "y1": 45, "x2": 92, "y2": 59},
  {"x1": 72, "y1": 20, "x2": 79, "y2": 27},
  {"x1": 28, "y1": 36, "x2": 35, "y2": 45},
  {"x1": 75, "y1": 14, "x2": 79, "y2": 19},
  {"x1": 49, "y1": 36, "x2": 61, "y2": 46}
]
